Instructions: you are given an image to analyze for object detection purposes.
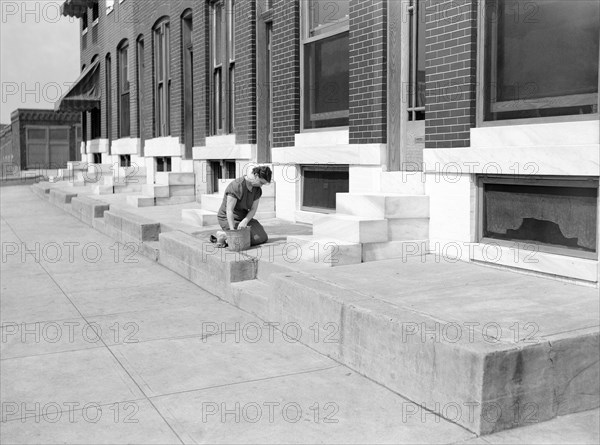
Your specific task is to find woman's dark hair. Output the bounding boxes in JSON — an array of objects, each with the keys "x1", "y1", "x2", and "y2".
[{"x1": 252, "y1": 166, "x2": 272, "y2": 183}]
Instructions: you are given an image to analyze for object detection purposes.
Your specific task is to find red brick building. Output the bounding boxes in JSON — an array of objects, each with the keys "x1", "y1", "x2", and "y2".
[{"x1": 57, "y1": 0, "x2": 599, "y2": 284}]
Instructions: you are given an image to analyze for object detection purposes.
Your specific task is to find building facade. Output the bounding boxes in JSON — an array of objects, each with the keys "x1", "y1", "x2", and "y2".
[
  {"x1": 0, "y1": 109, "x2": 81, "y2": 174},
  {"x1": 58, "y1": 0, "x2": 600, "y2": 285}
]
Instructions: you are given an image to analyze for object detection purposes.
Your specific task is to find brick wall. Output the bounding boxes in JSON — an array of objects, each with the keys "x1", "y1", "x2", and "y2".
[
  {"x1": 193, "y1": 2, "x2": 210, "y2": 147},
  {"x1": 425, "y1": 0, "x2": 477, "y2": 149},
  {"x1": 234, "y1": 0, "x2": 257, "y2": 145},
  {"x1": 271, "y1": 0, "x2": 300, "y2": 148},
  {"x1": 349, "y1": 0, "x2": 387, "y2": 145}
]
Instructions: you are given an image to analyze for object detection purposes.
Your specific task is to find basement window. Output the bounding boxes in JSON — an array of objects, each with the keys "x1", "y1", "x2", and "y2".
[
  {"x1": 156, "y1": 156, "x2": 172, "y2": 172},
  {"x1": 301, "y1": 165, "x2": 349, "y2": 212},
  {"x1": 92, "y1": 153, "x2": 102, "y2": 164},
  {"x1": 479, "y1": 176, "x2": 598, "y2": 259},
  {"x1": 119, "y1": 155, "x2": 131, "y2": 167}
]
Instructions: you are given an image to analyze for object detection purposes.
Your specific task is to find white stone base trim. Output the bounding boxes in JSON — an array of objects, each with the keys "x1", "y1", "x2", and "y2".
[
  {"x1": 471, "y1": 120, "x2": 599, "y2": 149},
  {"x1": 86, "y1": 139, "x2": 109, "y2": 154},
  {"x1": 111, "y1": 138, "x2": 141, "y2": 155},
  {"x1": 471, "y1": 243, "x2": 598, "y2": 283},
  {"x1": 294, "y1": 129, "x2": 349, "y2": 147},
  {"x1": 145, "y1": 137, "x2": 183, "y2": 157},
  {"x1": 423, "y1": 145, "x2": 599, "y2": 177},
  {"x1": 192, "y1": 144, "x2": 253, "y2": 160},
  {"x1": 272, "y1": 144, "x2": 385, "y2": 165}
]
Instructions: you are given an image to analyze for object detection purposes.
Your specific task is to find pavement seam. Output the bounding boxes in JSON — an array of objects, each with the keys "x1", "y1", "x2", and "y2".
[
  {"x1": 147, "y1": 364, "x2": 342, "y2": 400},
  {"x1": 1, "y1": 216, "x2": 187, "y2": 445}
]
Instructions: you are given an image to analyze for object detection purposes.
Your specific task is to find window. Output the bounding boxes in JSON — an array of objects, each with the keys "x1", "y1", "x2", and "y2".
[
  {"x1": 105, "y1": 54, "x2": 112, "y2": 142},
  {"x1": 92, "y1": 2, "x2": 99, "y2": 21},
  {"x1": 91, "y1": 108, "x2": 101, "y2": 139},
  {"x1": 156, "y1": 156, "x2": 172, "y2": 172},
  {"x1": 82, "y1": 11, "x2": 88, "y2": 32},
  {"x1": 25, "y1": 127, "x2": 70, "y2": 169},
  {"x1": 118, "y1": 41, "x2": 130, "y2": 138},
  {"x1": 136, "y1": 36, "x2": 145, "y2": 140},
  {"x1": 154, "y1": 18, "x2": 171, "y2": 136},
  {"x1": 301, "y1": 0, "x2": 349, "y2": 129},
  {"x1": 480, "y1": 176, "x2": 598, "y2": 259},
  {"x1": 182, "y1": 10, "x2": 194, "y2": 157},
  {"x1": 210, "y1": 0, "x2": 235, "y2": 135},
  {"x1": 119, "y1": 155, "x2": 131, "y2": 167},
  {"x1": 302, "y1": 165, "x2": 349, "y2": 211},
  {"x1": 483, "y1": 0, "x2": 599, "y2": 122},
  {"x1": 106, "y1": 0, "x2": 114, "y2": 14},
  {"x1": 408, "y1": 0, "x2": 425, "y2": 121}
]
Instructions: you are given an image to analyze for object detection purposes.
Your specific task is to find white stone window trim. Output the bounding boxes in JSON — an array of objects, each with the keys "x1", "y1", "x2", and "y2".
[{"x1": 106, "y1": 0, "x2": 115, "y2": 14}]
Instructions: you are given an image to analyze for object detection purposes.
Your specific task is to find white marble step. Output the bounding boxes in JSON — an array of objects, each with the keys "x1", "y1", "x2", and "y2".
[
  {"x1": 141, "y1": 184, "x2": 170, "y2": 198},
  {"x1": 114, "y1": 183, "x2": 144, "y2": 194},
  {"x1": 313, "y1": 213, "x2": 388, "y2": 244},
  {"x1": 286, "y1": 235, "x2": 362, "y2": 267},
  {"x1": 388, "y1": 218, "x2": 429, "y2": 241},
  {"x1": 336, "y1": 193, "x2": 430, "y2": 219},
  {"x1": 91, "y1": 184, "x2": 114, "y2": 195},
  {"x1": 201, "y1": 194, "x2": 275, "y2": 213},
  {"x1": 126, "y1": 195, "x2": 155, "y2": 208},
  {"x1": 155, "y1": 172, "x2": 195, "y2": 186},
  {"x1": 362, "y1": 239, "x2": 429, "y2": 262}
]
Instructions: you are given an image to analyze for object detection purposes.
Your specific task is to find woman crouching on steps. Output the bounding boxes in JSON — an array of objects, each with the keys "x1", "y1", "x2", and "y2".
[{"x1": 216, "y1": 166, "x2": 272, "y2": 246}]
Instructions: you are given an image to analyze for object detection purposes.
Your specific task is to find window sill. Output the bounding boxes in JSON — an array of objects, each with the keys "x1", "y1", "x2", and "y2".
[{"x1": 478, "y1": 113, "x2": 599, "y2": 128}]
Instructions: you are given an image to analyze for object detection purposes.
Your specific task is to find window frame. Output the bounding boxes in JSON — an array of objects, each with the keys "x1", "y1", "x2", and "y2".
[
  {"x1": 118, "y1": 40, "x2": 131, "y2": 138},
  {"x1": 476, "y1": 0, "x2": 600, "y2": 127},
  {"x1": 300, "y1": 0, "x2": 350, "y2": 132},
  {"x1": 210, "y1": 0, "x2": 236, "y2": 136},
  {"x1": 476, "y1": 174, "x2": 599, "y2": 260},
  {"x1": 153, "y1": 18, "x2": 171, "y2": 137}
]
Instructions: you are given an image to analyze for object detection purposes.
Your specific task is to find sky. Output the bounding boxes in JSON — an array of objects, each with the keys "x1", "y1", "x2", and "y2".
[{"x1": 1, "y1": 0, "x2": 80, "y2": 124}]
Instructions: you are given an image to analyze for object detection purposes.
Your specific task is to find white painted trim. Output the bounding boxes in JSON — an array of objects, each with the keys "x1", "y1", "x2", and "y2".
[
  {"x1": 272, "y1": 144, "x2": 386, "y2": 166},
  {"x1": 423, "y1": 145, "x2": 600, "y2": 177},
  {"x1": 471, "y1": 120, "x2": 599, "y2": 148},
  {"x1": 192, "y1": 144, "x2": 253, "y2": 160},
  {"x1": 294, "y1": 129, "x2": 349, "y2": 146},
  {"x1": 111, "y1": 138, "x2": 141, "y2": 155},
  {"x1": 145, "y1": 136, "x2": 183, "y2": 157},
  {"x1": 86, "y1": 139, "x2": 109, "y2": 154},
  {"x1": 471, "y1": 243, "x2": 598, "y2": 283}
]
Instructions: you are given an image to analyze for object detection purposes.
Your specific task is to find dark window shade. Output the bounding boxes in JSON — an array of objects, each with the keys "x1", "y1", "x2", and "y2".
[
  {"x1": 483, "y1": 182, "x2": 598, "y2": 253},
  {"x1": 302, "y1": 166, "x2": 349, "y2": 210}
]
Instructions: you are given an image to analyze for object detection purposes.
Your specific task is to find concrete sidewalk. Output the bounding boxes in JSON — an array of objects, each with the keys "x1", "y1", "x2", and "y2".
[{"x1": 1, "y1": 185, "x2": 598, "y2": 444}]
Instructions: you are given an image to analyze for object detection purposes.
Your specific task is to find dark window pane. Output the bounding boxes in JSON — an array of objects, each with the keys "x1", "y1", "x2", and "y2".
[
  {"x1": 303, "y1": 32, "x2": 349, "y2": 129},
  {"x1": 27, "y1": 129, "x2": 47, "y2": 140},
  {"x1": 302, "y1": 166, "x2": 349, "y2": 210},
  {"x1": 485, "y1": 0, "x2": 599, "y2": 120},
  {"x1": 308, "y1": 0, "x2": 349, "y2": 37},
  {"x1": 215, "y1": 3, "x2": 223, "y2": 65},
  {"x1": 49, "y1": 128, "x2": 69, "y2": 141},
  {"x1": 484, "y1": 182, "x2": 598, "y2": 253}
]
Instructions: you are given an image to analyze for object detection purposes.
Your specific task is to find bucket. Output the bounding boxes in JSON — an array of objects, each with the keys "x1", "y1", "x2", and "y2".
[{"x1": 225, "y1": 227, "x2": 251, "y2": 251}]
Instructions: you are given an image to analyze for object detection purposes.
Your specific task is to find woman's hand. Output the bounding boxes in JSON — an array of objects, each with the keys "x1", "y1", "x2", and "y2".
[{"x1": 238, "y1": 219, "x2": 249, "y2": 229}]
